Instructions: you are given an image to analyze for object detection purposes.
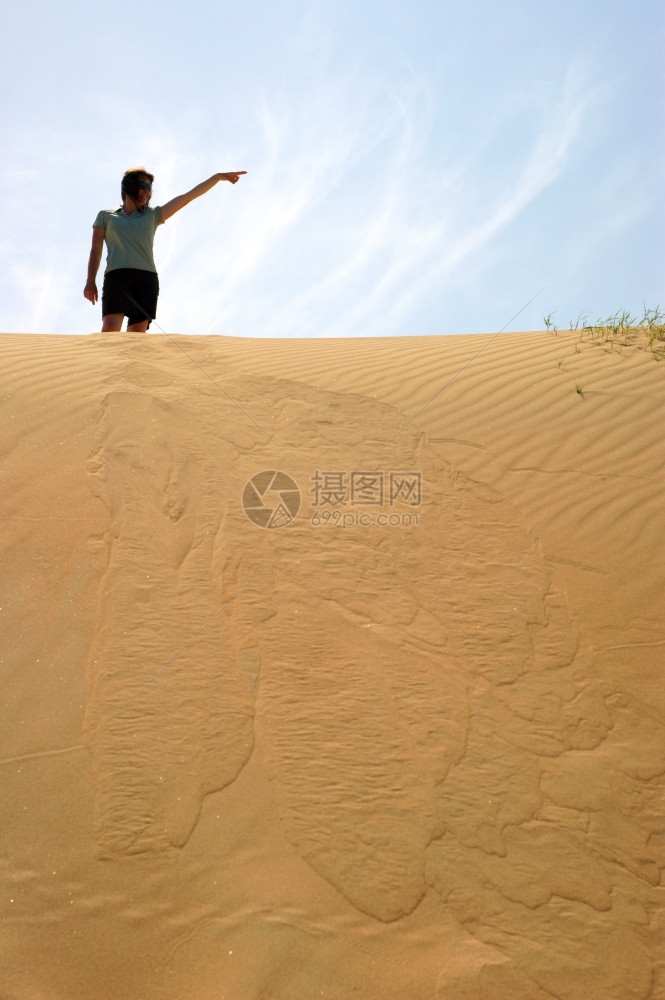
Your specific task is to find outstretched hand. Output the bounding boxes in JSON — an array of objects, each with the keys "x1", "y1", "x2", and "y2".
[{"x1": 221, "y1": 171, "x2": 247, "y2": 184}]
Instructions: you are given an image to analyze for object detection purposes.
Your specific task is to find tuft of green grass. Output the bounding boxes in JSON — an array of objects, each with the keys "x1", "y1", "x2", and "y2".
[
  {"x1": 570, "y1": 311, "x2": 589, "y2": 331},
  {"x1": 546, "y1": 305, "x2": 665, "y2": 359},
  {"x1": 575, "y1": 382, "x2": 585, "y2": 397}
]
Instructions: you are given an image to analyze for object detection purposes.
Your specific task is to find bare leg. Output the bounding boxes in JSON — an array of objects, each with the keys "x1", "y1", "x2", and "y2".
[
  {"x1": 127, "y1": 319, "x2": 150, "y2": 333},
  {"x1": 102, "y1": 314, "x2": 124, "y2": 332}
]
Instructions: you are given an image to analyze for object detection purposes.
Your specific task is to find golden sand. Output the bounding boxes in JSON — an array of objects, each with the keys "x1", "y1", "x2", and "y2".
[{"x1": 1, "y1": 330, "x2": 663, "y2": 999}]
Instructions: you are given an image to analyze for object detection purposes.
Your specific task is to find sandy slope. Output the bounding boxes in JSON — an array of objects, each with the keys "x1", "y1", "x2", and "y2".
[{"x1": 1, "y1": 329, "x2": 663, "y2": 1000}]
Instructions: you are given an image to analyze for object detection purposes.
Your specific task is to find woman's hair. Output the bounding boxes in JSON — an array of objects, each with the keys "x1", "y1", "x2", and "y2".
[{"x1": 121, "y1": 166, "x2": 154, "y2": 205}]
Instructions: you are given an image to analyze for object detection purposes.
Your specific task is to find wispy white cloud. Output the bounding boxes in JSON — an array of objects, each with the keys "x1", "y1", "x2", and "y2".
[
  {"x1": 154, "y1": 57, "x2": 596, "y2": 338},
  {"x1": 157, "y1": 68, "x2": 431, "y2": 334},
  {"x1": 366, "y1": 63, "x2": 599, "y2": 334}
]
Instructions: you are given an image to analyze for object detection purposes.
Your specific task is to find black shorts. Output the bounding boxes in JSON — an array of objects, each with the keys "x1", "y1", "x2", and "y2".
[{"x1": 102, "y1": 268, "x2": 159, "y2": 327}]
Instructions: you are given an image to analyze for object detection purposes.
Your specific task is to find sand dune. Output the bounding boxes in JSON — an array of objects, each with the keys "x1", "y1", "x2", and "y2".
[{"x1": 1, "y1": 329, "x2": 663, "y2": 999}]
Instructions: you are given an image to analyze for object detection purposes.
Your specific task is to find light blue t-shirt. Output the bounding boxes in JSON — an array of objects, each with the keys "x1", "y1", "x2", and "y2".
[{"x1": 93, "y1": 205, "x2": 164, "y2": 273}]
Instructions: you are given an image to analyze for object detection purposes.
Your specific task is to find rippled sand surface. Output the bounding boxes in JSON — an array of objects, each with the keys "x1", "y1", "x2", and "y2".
[{"x1": 1, "y1": 330, "x2": 664, "y2": 999}]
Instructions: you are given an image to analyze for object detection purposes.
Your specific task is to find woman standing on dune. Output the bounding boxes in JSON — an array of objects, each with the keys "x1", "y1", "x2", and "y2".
[{"x1": 84, "y1": 166, "x2": 246, "y2": 332}]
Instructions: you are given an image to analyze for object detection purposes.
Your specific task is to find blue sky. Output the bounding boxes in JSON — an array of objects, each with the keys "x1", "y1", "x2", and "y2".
[{"x1": 1, "y1": 0, "x2": 662, "y2": 336}]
